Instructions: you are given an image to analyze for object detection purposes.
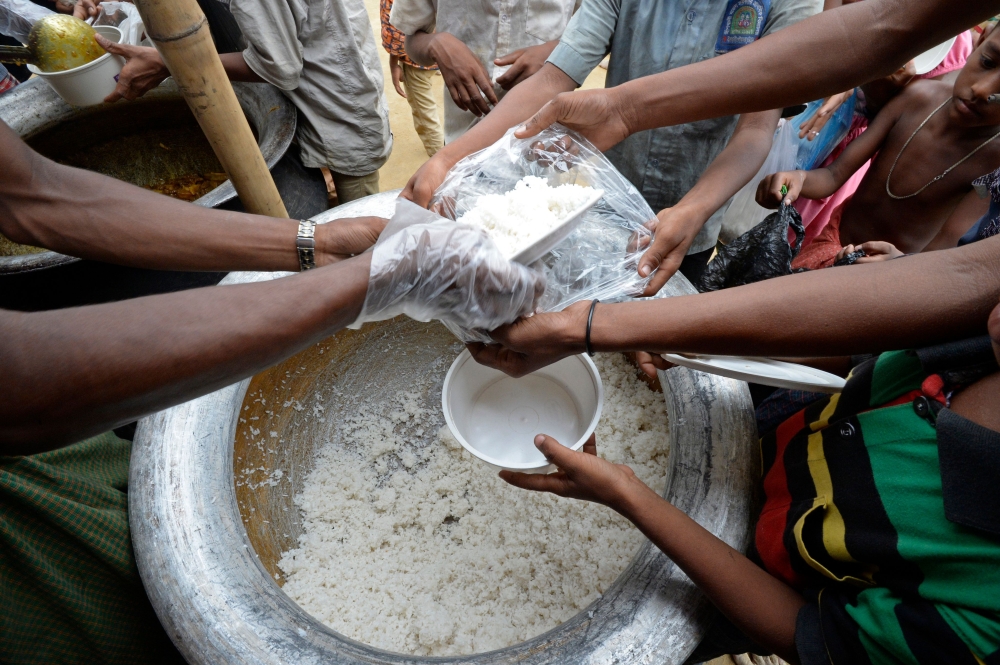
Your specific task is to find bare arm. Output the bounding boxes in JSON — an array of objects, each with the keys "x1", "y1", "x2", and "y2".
[
  {"x1": 516, "y1": 0, "x2": 999, "y2": 149},
  {"x1": 470, "y1": 235, "x2": 1000, "y2": 377},
  {"x1": 0, "y1": 256, "x2": 370, "y2": 454},
  {"x1": 639, "y1": 108, "x2": 782, "y2": 293},
  {"x1": 501, "y1": 436, "x2": 805, "y2": 663},
  {"x1": 0, "y1": 121, "x2": 383, "y2": 271},
  {"x1": 401, "y1": 62, "x2": 577, "y2": 205},
  {"x1": 98, "y1": 37, "x2": 265, "y2": 102}
]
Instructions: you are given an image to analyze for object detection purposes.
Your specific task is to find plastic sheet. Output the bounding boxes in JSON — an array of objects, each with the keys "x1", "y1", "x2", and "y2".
[
  {"x1": 352, "y1": 199, "x2": 545, "y2": 333},
  {"x1": 0, "y1": 0, "x2": 52, "y2": 44},
  {"x1": 430, "y1": 124, "x2": 653, "y2": 341},
  {"x1": 92, "y1": 2, "x2": 144, "y2": 45},
  {"x1": 719, "y1": 118, "x2": 799, "y2": 244}
]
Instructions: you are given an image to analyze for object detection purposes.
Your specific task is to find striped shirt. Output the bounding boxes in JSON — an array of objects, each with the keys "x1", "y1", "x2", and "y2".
[{"x1": 757, "y1": 339, "x2": 1000, "y2": 664}]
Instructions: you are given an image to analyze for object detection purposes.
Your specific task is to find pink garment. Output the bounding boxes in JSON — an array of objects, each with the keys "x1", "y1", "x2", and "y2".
[
  {"x1": 920, "y1": 31, "x2": 974, "y2": 80},
  {"x1": 793, "y1": 115, "x2": 870, "y2": 246}
]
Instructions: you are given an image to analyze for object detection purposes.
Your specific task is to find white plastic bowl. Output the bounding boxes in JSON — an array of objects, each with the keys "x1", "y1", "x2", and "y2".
[
  {"x1": 28, "y1": 25, "x2": 125, "y2": 107},
  {"x1": 442, "y1": 349, "x2": 603, "y2": 473}
]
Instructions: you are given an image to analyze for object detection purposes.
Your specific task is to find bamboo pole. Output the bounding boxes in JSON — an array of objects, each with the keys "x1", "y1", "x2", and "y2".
[{"x1": 133, "y1": 0, "x2": 288, "y2": 218}]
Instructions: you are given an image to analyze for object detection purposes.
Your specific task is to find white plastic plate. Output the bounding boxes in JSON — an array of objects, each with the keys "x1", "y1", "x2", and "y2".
[
  {"x1": 912, "y1": 36, "x2": 957, "y2": 75},
  {"x1": 509, "y1": 188, "x2": 605, "y2": 265},
  {"x1": 660, "y1": 354, "x2": 846, "y2": 393}
]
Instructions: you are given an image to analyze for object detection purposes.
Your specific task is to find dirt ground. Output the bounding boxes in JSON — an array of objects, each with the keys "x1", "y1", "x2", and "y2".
[{"x1": 360, "y1": 0, "x2": 607, "y2": 190}]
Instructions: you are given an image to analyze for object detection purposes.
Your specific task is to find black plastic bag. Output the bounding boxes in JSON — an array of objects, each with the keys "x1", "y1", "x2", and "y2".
[{"x1": 697, "y1": 203, "x2": 805, "y2": 292}]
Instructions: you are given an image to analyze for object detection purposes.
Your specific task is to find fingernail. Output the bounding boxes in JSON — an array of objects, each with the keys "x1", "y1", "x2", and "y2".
[
  {"x1": 639, "y1": 264, "x2": 650, "y2": 276},
  {"x1": 534, "y1": 434, "x2": 545, "y2": 446},
  {"x1": 515, "y1": 125, "x2": 527, "y2": 134}
]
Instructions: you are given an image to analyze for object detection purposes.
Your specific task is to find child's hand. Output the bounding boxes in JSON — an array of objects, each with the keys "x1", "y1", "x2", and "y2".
[
  {"x1": 756, "y1": 171, "x2": 806, "y2": 208},
  {"x1": 499, "y1": 434, "x2": 652, "y2": 510},
  {"x1": 841, "y1": 241, "x2": 904, "y2": 264}
]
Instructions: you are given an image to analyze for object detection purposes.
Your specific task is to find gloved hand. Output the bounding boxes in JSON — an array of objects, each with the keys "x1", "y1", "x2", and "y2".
[{"x1": 355, "y1": 200, "x2": 545, "y2": 331}]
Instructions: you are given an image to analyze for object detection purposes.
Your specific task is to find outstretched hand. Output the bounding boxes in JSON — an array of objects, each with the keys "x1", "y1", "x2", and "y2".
[
  {"x1": 499, "y1": 434, "x2": 652, "y2": 510},
  {"x1": 317, "y1": 216, "x2": 387, "y2": 265},
  {"x1": 634, "y1": 205, "x2": 703, "y2": 295},
  {"x1": 514, "y1": 87, "x2": 632, "y2": 152},
  {"x1": 468, "y1": 300, "x2": 590, "y2": 377},
  {"x1": 494, "y1": 41, "x2": 558, "y2": 90},
  {"x1": 95, "y1": 35, "x2": 170, "y2": 103}
]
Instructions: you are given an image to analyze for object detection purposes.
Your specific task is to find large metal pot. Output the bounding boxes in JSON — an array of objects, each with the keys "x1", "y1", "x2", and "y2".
[{"x1": 131, "y1": 191, "x2": 758, "y2": 665}]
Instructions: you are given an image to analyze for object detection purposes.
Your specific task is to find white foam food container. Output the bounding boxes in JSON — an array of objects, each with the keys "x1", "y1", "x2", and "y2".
[
  {"x1": 29, "y1": 25, "x2": 125, "y2": 107},
  {"x1": 442, "y1": 350, "x2": 603, "y2": 473},
  {"x1": 508, "y1": 188, "x2": 604, "y2": 265}
]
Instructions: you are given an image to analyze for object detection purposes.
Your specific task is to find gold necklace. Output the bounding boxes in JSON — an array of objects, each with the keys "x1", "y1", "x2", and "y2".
[{"x1": 885, "y1": 97, "x2": 1000, "y2": 200}]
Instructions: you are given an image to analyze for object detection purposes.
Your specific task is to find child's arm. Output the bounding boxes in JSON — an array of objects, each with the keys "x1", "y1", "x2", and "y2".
[
  {"x1": 756, "y1": 92, "x2": 907, "y2": 208},
  {"x1": 501, "y1": 434, "x2": 806, "y2": 664}
]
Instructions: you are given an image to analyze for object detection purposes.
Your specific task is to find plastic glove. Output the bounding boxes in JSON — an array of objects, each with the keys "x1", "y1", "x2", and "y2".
[{"x1": 354, "y1": 200, "x2": 545, "y2": 331}]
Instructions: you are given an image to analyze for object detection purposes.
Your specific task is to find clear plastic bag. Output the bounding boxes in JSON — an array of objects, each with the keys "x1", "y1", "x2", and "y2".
[
  {"x1": 789, "y1": 90, "x2": 857, "y2": 171},
  {"x1": 430, "y1": 124, "x2": 653, "y2": 342},
  {"x1": 351, "y1": 199, "x2": 545, "y2": 333},
  {"x1": 719, "y1": 118, "x2": 799, "y2": 244},
  {"x1": 0, "y1": 0, "x2": 52, "y2": 44},
  {"x1": 92, "y1": 2, "x2": 145, "y2": 45}
]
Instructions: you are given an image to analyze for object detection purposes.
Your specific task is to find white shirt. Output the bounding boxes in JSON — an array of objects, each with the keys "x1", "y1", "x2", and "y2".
[
  {"x1": 230, "y1": 0, "x2": 392, "y2": 176},
  {"x1": 390, "y1": 0, "x2": 579, "y2": 143}
]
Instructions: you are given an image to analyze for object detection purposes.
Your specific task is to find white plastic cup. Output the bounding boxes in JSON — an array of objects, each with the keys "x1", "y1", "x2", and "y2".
[
  {"x1": 28, "y1": 25, "x2": 125, "y2": 107},
  {"x1": 442, "y1": 350, "x2": 603, "y2": 473}
]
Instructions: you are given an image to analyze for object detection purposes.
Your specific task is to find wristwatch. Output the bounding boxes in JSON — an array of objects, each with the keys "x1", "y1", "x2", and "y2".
[{"x1": 296, "y1": 220, "x2": 317, "y2": 271}]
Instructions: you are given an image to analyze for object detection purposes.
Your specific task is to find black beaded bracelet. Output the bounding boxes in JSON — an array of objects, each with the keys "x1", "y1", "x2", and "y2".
[{"x1": 585, "y1": 299, "x2": 599, "y2": 357}]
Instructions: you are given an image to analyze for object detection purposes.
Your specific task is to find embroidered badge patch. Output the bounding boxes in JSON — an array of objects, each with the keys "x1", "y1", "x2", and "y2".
[{"x1": 716, "y1": 0, "x2": 770, "y2": 54}]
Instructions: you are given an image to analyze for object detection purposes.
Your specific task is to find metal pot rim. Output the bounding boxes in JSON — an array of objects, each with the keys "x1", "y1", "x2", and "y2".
[{"x1": 131, "y1": 191, "x2": 758, "y2": 665}]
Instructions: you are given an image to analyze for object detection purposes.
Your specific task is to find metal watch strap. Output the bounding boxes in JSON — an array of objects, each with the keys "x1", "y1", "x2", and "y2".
[{"x1": 296, "y1": 220, "x2": 317, "y2": 271}]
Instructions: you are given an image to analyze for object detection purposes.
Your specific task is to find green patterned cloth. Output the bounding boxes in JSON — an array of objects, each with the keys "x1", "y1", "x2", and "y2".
[{"x1": 0, "y1": 432, "x2": 186, "y2": 664}]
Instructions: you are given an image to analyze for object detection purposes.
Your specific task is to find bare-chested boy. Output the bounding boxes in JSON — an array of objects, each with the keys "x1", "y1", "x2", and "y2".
[{"x1": 756, "y1": 28, "x2": 1000, "y2": 269}]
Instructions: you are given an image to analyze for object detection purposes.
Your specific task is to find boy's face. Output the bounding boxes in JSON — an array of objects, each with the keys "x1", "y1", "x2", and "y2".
[{"x1": 953, "y1": 30, "x2": 1000, "y2": 126}]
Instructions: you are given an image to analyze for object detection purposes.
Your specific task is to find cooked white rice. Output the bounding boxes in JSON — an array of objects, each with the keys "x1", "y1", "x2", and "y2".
[
  {"x1": 456, "y1": 176, "x2": 596, "y2": 257},
  {"x1": 277, "y1": 352, "x2": 669, "y2": 656}
]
